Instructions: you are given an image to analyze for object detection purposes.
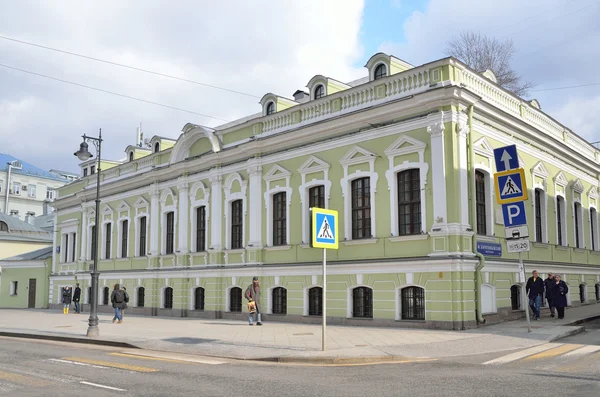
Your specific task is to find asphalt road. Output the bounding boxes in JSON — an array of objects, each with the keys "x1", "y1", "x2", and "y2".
[
  {"x1": 1, "y1": 337, "x2": 599, "y2": 396},
  {"x1": 559, "y1": 319, "x2": 600, "y2": 345}
]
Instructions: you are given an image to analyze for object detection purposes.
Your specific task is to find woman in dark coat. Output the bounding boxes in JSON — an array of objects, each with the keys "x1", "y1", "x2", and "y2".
[{"x1": 551, "y1": 275, "x2": 569, "y2": 319}]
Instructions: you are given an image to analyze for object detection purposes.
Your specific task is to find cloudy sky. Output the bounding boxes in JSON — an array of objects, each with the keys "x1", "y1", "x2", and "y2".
[{"x1": 1, "y1": 0, "x2": 599, "y2": 173}]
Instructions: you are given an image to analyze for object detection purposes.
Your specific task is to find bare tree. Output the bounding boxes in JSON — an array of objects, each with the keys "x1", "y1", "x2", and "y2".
[{"x1": 445, "y1": 31, "x2": 535, "y2": 97}]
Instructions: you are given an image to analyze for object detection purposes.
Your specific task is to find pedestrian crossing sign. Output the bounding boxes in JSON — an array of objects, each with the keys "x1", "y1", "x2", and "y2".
[
  {"x1": 311, "y1": 208, "x2": 338, "y2": 249},
  {"x1": 494, "y1": 168, "x2": 528, "y2": 204}
]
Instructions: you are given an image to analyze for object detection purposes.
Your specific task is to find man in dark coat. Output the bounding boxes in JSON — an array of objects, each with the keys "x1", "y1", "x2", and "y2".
[
  {"x1": 245, "y1": 276, "x2": 262, "y2": 326},
  {"x1": 544, "y1": 273, "x2": 555, "y2": 318},
  {"x1": 551, "y1": 275, "x2": 569, "y2": 319},
  {"x1": 62, "y1": 287, "x2": 72, "y2": 315},
  {"x1": 525, "y1": 270, "x2": 544, "y2": 320},
  {"x1": 110, "y1": 283, "x2": 125, "y2": 324},
  {"x1": 73, "y1": 283, "x2": 82, "y2": 314}
]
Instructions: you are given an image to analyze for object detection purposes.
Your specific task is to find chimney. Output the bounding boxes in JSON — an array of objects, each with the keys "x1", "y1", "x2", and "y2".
[
  {"x1": 136, "y1": 123, "x2": 143, "y2": 147},
  {"x1": 43, "y1": 200, "x2": 51, "y2": 216},
  {"x1": 293, "y1": 90, "x2": 310, "y2": 104},
  {"x1": 25, "y1": 212, "x2": 35, "y2": 225}
]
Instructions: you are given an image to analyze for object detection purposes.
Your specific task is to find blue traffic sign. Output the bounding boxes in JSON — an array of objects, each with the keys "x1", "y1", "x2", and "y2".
[
  {"x1": 476, "y1": 241, "x2": 502, "y2": 257},
  {"x1": 311, "y1": 208, "x2": 339, "y2": 249},
  {"x1": 502, "y1": 201, "x2": 527, "y2": 227},
  {"x1": 493, "y1": 144, "x2": 519, "y2": 172},
  {"x1": 494, "y1": 168, "x2": 528, "y2": 204}
]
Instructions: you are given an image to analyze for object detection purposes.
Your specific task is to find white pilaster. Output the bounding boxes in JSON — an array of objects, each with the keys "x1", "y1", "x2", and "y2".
[
  {"x1": 52, "y1": 211, "x2": 57, "y2": 273},
  {"x1": 427, "y1": 112, "x2": 448, "y2": 230},
  {"x1": 209, "y1": 173, "x2": 223, "y2": 251},
  {"x1": 247, "y1": 160, "x2": 263, "y2": 247},
  {"x1": 150, "y1": 183, "x2": 160, "y2": 256},
  {"x1": 177, "y1": 177, "x2": 189, "y2": 254},
  {"x1": 457, "y1": 116, "x2": 470, "y2": 229}
]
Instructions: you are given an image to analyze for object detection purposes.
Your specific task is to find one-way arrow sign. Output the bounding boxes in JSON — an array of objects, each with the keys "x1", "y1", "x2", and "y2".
[{"x1": 493, "y1": 144, "x2": 519, "y2": 172}]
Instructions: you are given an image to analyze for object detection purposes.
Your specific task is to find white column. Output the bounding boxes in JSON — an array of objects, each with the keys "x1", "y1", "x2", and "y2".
[
  {"x1": 150, "y1": 183, "x2": 160, "y2": 256},
  {"x1": 52, "y1": 212, "x2": 58, "y2": 272},
  {"x1": 209, "y1": 174, "x2": 223, "y2": 251},
  {"x1": 247, "y1": 160, "x2": 263, "y2": 248},
  {"x1": 427, "y1": 112, "x2": 448, "y2": 229},
  {"x1": 177, "y1": 177, "x2": 189, "y2": 254},
  {"x1": 457, "y1": 117, "x2": 470, "y2": 229},
  {"x1": 80, "y1": 206, "x2": 87, "y2": 262}
]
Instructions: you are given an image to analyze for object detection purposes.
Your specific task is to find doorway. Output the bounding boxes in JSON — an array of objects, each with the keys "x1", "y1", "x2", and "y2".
[{"x1": 28, "y1": 279, "x2": 36, "y2": 308}]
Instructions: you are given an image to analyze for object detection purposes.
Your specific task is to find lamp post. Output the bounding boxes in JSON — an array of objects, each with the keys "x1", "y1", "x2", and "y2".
[{"x1": 74, "y1": 129, "x2": 102, "y2": 337}]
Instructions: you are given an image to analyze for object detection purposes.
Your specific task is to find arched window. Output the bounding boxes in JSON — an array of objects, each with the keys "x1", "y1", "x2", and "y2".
[
  {"x1": 102, "y1": 287, "x2": 109, "y2": 305},
  {"x1": 164, "y1": 287, "x2": 173, "y2": 309},
  {"x1": 397, "y1": 169, "x2": 421, "y2": 235},
  {"x1": 595, "y1": 283, "x2": 600, "y2": 302},
  {"x1": 194, "y1": 287, "x2": 205, "y2": 311},
  {"x1": 137, "y1": 287, "x2": 145, "y2": 308},
  {"x1": 579, "y1": 284, "x2": 586, "y2": 304},
  {"x1": 314, "y1": 85, "x2": 325, "y2": 100},
  {"x1": 308, "y1": 287, "x2": 322, "y2": 316},
  {"x1": 352, "y1": 287, "x2": 373, "y2": 318},
  {"x1": 401, "y1": 286, "x2": 425, "y2": 320},
  {"x1": 510, "y1": 285, "x2": 521, "y2": 310},
  {"x1": 374, "y1": 64, "x2": 387, "y2": 80},
  {"x1": 0, "y1": 221, "x2": 8, "y2": 232},
  {"x1": 154, "y1": 142, "x2": 160, "y2": 153},
  {"x1": 351, "y1": 177, "x2": 371, "y2": 239},
  {"x1": 129, "y1": 152, "x2": 134, "y2": 162},
  {"x1": 475, "y1": 170, "x2": 487, "y2": 235},
  {"x1": 272, "y1": 287, "x2": 287, "y2": 315},
  {"x1": 266, "y1": 102, "x2": 275, "y2": 116},
  {"x1": 229, "y1": 287, "x2": 242, "y2": 312}
]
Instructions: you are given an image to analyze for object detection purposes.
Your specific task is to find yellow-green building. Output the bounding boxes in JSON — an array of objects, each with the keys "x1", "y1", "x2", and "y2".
[{"x1": 49, "y1": 53, "x2": 600, "y2": 329}]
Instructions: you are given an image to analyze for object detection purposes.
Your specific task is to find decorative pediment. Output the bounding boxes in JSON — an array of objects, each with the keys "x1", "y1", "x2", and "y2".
[
  {"x1": 263, "y1": 164, "x2": 291, "y2": 182},
  {"x1": 572, "y1": 179, "x2": 584, "y2": 194},
  {"x1": 588, "y1": 186, "x2": 599, "y2": 199},
  {"x1": 298, "y1": 156, "x2": 330, "y2": 174},
  {"x1": 134, "y1": 196, "x2": 149, "y2": 208},
  {"x1": 101, "y1": 205, "x2": 113, "y2": 214},
  {"x1": 518, "y1": 156, "x2": 526, "y2": 168},
  {"x1": 384, "y1": 135, "x2": 426, "y2": 158},
  {"x1": 554, "y1": 171, "x2": 568, "y2": 187},
  {"x1": 473, "y1": 137, "x2": 494, "y2": 158},
  {"x1": 116, "y1": 201, "x2": 131, "y2": 212},
  {"x1": 531, "y1": 161, "x2": 549, "y2": 178},
  {"x1": 159, "y1": 188, "x2": 177, "y2": 204},
  {"x1": 340, "y1": 145, "x2": 376, "y2": 167}
]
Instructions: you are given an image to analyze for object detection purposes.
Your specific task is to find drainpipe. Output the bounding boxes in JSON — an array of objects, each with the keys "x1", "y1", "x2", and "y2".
[
  {"x1": 4, "y1": 163, "x2": 12, "y2": 214},
  {"x1": 467, "y1": 105, "x2": 486, "y2": 325}
]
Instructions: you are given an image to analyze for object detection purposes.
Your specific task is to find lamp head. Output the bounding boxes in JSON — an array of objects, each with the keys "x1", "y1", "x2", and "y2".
[{"x1": 74, "y1": 141, "x2": 93, "y2": 161}]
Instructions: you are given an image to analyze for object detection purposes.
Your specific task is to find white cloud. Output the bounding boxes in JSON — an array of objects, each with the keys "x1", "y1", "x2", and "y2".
[{"x1": 551, "y1": 95, "x2": 600, "y2": 142}]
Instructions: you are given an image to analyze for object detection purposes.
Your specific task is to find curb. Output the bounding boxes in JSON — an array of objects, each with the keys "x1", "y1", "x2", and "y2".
[
  {"x1": 548, "y1": 326, "x2": 585, "y2": 342},
  {"x1": 253, "y1": 355, "x2": 433, "y2": 365},
  {"x1": 565, "y1": 314, "x2": 600, "y2": 326},
  {"x1": 0, "y1": 331, "x2": 138, "y2": 350}
]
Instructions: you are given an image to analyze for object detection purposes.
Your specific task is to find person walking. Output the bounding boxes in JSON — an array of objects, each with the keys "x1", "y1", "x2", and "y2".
[
  {"x1": 110, "y1": 283, "x2": 125, "y2": 324},
  {"x1": 551, "y1": 275, "x2": 569, "y2": 320},
  {"x1": 544, "y1": 273, "x2": 556, "y2": 318},
  {"x1": 73, "y1": 283, "x2": 82, "y2": 314},
  {"x1": 525, "y1": 270, "x2": 544, "y2": 320},
  {"x1": 245, "y1": 276, "x2": 262, "y2": 326},
  {"x1": 121, "y1": 286, "x2": 129, "y2": 321},
  {"x1": 62, "y1": 286, "x2": 72, "y2": 315}
]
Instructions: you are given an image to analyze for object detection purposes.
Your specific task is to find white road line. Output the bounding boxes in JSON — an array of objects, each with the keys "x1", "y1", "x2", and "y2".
[
  {"x1": 483, "y1": 343, "x2": 561, "y2": 365},
  {"x1": 119, "y1": 351, "x2": 225, "y2": 365},
  {"x1": 47, "y1": 358, "x2": 108, "y2": 370},
  {"x1": 80, "y1": 381, "x2": 127, "y2": 392},
  {"x1": 562, "y1": 345, "x2": 600, "y2": 357}
]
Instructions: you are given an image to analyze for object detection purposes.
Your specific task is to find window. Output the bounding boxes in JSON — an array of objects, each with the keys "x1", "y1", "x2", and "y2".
[
  {"x1": 374, "y1": 64, "x2": 387, "y2": 80},
  {"x1": 535, "y1": 189, "x2": 543, "y2": 242},
  {"x1": 510, "y1": 285, "x2": 521, "y2": 310},
  {"x1": 266, "y1": 102, "x2": 275, "y2": 115},
  {"x1": 0, "y1": 180, "x2": 3, "y2": 193},
  {"x1": 352, "y1": 287, "x2": 373, "y2": 318},
  {"x1": 129, "y1": 152, "x2": 134, "y2": 162},
  {"x1": 12, "y1": 182, "x2": 21, "y2": 195},
  {"x1": 272, "y1": 287, "x2": 287, "y2": 315},
  {"x1": 231, "y1": 200, "x2": 243, "y2": 249},
  {"x1": 557, "y1": 196, "x2": 565, "y2": 245},
  {"x1": 308, "y1": 287, "x2": 323, "y2": 316},
  {"x1": 165, "y1": 211, "x2": 175, "y2": 254},
  {"x1": 10, "y1": 281, "x2": 18, "y2": 296},
  {"x1": 63, "y1": 234, "x2": 69, "y2": 262},
  {"x1": 579, "y1": 284, "x2": 586, "y2": 303},
  {"x1": 596, "y1": 284, "x2": 600, "y2": 302},
  {"x1": 574, "y1": 202, "x2": 582, "y2": 248},
  {"x1": 90, "y1": 165, "x2": 95, "y2": 175},
  {"x1": 164, "y1": 287, "x2": 173, "y2": 309},
  {"x1": 314, "y1": 85, "x2": 325, "y2": 100},
  {"x1": 591, "y1": 208, "x2": 598, "y2": 251},
  {"x1": 194, "y1": 287, "x2": 205, "y2": 311},
  {"x1": 309, "y1": 185, "x2": 325, "y2": 209},
  {"x1": 398, "y1": 169, "x2": 421, "y2": 235},
  {"x1": 351, "y1": 178, "x2": 371, "y2": 239},
  {"x1": 273, "y1": 192, "x2": 287, "y2": 246},
  {"x1": 104, "y1": 223, "x2": 112, "y2": 259},
  {"x1": 137, "y1": 287, "x2": 145, "y2": 307},
  {"x1": 102, "y1": 287, "x2": 109, "y2": 305},
  {"x1": 229, "y1": 287, "x2": 242, "y2": 312},
  {"x1": 139, "y1": 216, "x2": 147, "y2": 256},
  {"x1": 121, "y1": 220, "x2": 129, "y2": 258},
  {"x1": 46, "y1": 189, "x2": 56, "y2": 200},
  {"x1": 28, "y1": 184, "x2": 36, "y2": 198},
  {"x1": 0, "y1": 221, "x2": 8, "y2": 232},
  {"x1": 83, "y1": 168, "x2": 88, "y2": 177},
  {"x1": 154, "y1": 142, "x2": 160, "y2": 153},
  {"x1": 196, "y1": 207, "x2": 206, "y2": 252},
  {"x1": 401, "y1": 287, "x2": 425, "y2": 320},
  {"x1": 475, "y1": 171, "x2": 487, "y2": 235},
  {"x1": 90, "y1": 225, "x2": 97, "y2": 260},
  {"x1": 71, "y1": 233, "x2": 76, "y2": 263}
]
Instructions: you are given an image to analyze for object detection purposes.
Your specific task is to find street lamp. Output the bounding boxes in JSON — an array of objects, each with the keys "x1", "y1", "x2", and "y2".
[{"x1": 74, "y1": 129, "x2": 102, "y2": 337}]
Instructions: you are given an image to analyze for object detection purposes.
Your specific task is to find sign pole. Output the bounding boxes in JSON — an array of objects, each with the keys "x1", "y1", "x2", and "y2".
[
  {"x1": 519, "y1": 252, "x2": 532, "y2": 333},
  {"x1": 322, "y1": 247, "x2": 327, "y2": 351}
]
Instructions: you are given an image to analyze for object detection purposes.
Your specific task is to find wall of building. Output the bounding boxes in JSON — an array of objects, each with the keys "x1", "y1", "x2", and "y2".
[{"x1": 0, "y1": 259, "x2": 49, "y2": 309}]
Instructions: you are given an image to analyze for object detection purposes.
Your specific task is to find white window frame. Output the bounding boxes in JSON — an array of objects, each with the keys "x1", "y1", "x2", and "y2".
[
  {"x1": 474, "y1": 168, "x2": 494, "y2": 237},
  {"x1": 189, "y1": 181, "x2": 211, "y2": 253},
  {"x1": 371, "y1": 60, "x2": 388, "y2": 81},
  {"x1": 346, "y1": 285, "x2": 374, "y2": 318},
  {"x1": 298, "y1": 156, "x2": 331, "y2": 244},
  {"x1": 160, "y1": 188, "x2": 178, "y2": 255},
  {"x1": 223, "y1": 173, "x2": 247, "y2": 250},
  {"x1": 28, "y1": 184, "x2": 36, "y2": 198},
  {"x1": 303, "y1": 285, "x2": 323, "y2": 316},
  {"x1": 12, "y1": 182, "x2": 21, "y2": 195},
  {"x1": 396, "y1": 284, "x2": 427, "y2": 320},
  {"x1": 531, "y1": 162, "x2": 549, "y2": 244},
  {"x1": 225, "y1": 285, "x2": 242, "y2": 312},
  {"x1": 572, "y1": 179, "x2": 585, "y2": 249},
  {"x1": 102, "y1": 221, "x2": 113, "y2": 260},
  {"x1": 134, "y1": 285, "x2": 145, "y2": 307},
  {"x1": 116, "y1": 201, "x2": 131, "y2": 259},
  {"x1": 86, "y1": 209, "x2": 96, "y2": 261},
  {"x1": 263, "y1": 165, "x2": 292, "y2": 247},
  {"x1": 160, "y1": 284, "x2": 174, "y2": 309},
  {"x1": 47, "y1": 189, "x2": 56, "y2": 200},
  {"x1": 589, "y1": 187, "x2": 599, "y2": 251},
  {"x1": 554, "y1": 171, "x2": 568, "y2": 246},
  {"x1": 384, "y1": 136, "x2": 428, "y2": 237},
  {"x1": 267, "y1": 285, "x2": 287, "y2": 314},
  {"x1": 133, "y1": 197, "x2": 150, "y2": 257},
  {"x1": 340, "y1": 146, "x2": 379, "y2": 241}
]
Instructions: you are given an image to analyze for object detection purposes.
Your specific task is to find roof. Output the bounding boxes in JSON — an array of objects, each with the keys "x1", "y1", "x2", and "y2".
[
  {"x1": 0, "y1": 153, "x2": 68, "y2": 182},
  {"x1": 0, "y1": 212, "x2": 50, "y2": 233},
  {"x1": 34, "y1": 214, "x2": 55, "y2": 231},
  {"x1": 49, "y1": 169, "x2": 79, "y2": 177},
  {"x1": 1, "y1": 246, "x2": 53, "y2": 261}
]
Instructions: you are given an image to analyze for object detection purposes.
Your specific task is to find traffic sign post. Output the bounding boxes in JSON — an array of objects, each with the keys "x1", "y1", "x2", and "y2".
[
  {"x1": 310, "y1": 207, "x2": 339, "y2": 351},
  {"x1": 493, "y1": 144, "x2": 531, "y2": 333}
]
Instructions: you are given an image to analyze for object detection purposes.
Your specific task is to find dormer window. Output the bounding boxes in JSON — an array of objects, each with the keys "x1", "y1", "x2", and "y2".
[
  {"x1": 314, "y1": 85, "x2": 325, "y2": 100},
  {"x1": 374, "y1": 64, "x2": 387, "y2": 80},
  {"x1": 154, "y1": 142, "x2": 160, "y2": 153},
  {"x1": 129, "y1": 152, "x2": 134, "y2": 162},
  {"x1": 266, "y1": 102, "x2": 275, "y2": 116}
]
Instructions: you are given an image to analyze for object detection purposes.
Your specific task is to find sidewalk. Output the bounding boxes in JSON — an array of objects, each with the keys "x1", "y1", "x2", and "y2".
[{"x1": 0, "y1": 305, "x2": 597, "y2": 364}]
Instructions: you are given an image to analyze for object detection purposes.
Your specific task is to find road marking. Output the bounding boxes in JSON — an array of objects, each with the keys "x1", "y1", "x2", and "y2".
[
  {"x1": 110, "y1": 352, "x2": 225, "y2": 365},
  {"x1": 59, "y1": 357, "x2": 158, "y2": 373},
  {"x1": 0, "y1": 370, "x2": 52, "y2": 386},
  {"x1": 48, "y1": 358, "x2": 108, "y2": 370},
  {"x1": 80, "y1": 381, "x2": 127, "y2": 392},
  {"x1": 483, "y1": 343, "x2": 560, "y2": 365},
  {"x1": 562, "y1": 345, "x2": 600, "y2": 357},
  {"x1": 521, "y1": 344, "x2": 581, "y2": 361}
]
